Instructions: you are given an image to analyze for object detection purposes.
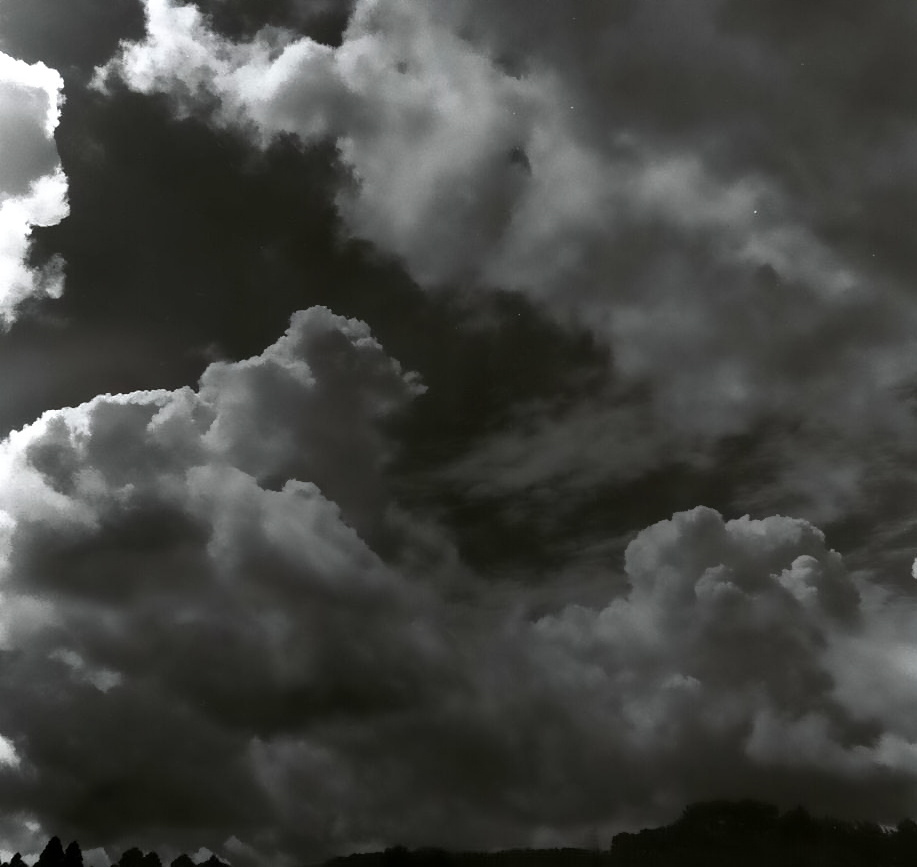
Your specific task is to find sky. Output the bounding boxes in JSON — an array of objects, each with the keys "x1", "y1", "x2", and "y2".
[{"x1": 1, "y1": 0, "x2": 917, "y2": 864}]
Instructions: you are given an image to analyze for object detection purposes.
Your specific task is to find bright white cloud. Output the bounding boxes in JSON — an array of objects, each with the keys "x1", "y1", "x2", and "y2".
[
  {"x1": 0, "y1": 734, "x2": 19, "y2": 769},
  {"x1": 0, "y1": 51, "x2": 68, "y2": 323}
]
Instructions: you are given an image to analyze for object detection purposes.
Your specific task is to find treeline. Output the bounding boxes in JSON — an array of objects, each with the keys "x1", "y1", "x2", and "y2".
[
  {"x1": 611, "y1": 799, "x2": 917, "y2": 867},
  {"x1": 324, "y1": 800, "x2": 917, "y2": 866},
  {"x1": 16, "y1": 802, "x2": 917, "y2": 867},
  {"x1": 0, "y1": 837, "x2": 229, "y2": 867}
]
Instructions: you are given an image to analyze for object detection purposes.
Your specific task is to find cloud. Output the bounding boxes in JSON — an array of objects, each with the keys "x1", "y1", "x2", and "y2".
[
  {"x1": 0, "y1": 307, "x2": 452, "y2": 861},
  {"x1": 0, "y1": 50, "x2": 68, "y2": 323},
  {"x1": 191, "y1": 0, "x2": 353, "y2": 43},
  {"x1": 0, "y1": 1, "x2": 905, "y2": 860},
  {"x1": 240, "y1": 507, "x2": 917, "y2": 851},
  {"x1": 526, "y1": 508, "x2": 917, "y2": 822},
  {"x1": 0, "y1": 0, "x2": 145, "y2": 76},
  {"x1": 0, "y1": 306, "x2": 916, "y2": 863},
  {"x1": 94, "y1": 0, "x2": 545, "y2": 287},
  {"x1": 94, "y1": 0, "x2": 917, "y2": 531}
]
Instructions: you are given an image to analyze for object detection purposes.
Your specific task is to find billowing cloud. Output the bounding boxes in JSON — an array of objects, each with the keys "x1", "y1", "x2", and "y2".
[
  {"x1": 522, "y1": 509, "x2": 911, "y2": 821},
  {"x1": 0, "y1": 50, "x2": 68, "y2": 322},
  {"x1": 0, "y1": 308, "x2": 915, "y2": 861},
  {"x1": 0, "y1": 307, "x2": 441, "y2": 862},
  {"x1": 0, "y1": 1, "x2": 910, "y2": 863},
  {"x1": 94, "y1": 0, "x2": 917, "y2": 531}
]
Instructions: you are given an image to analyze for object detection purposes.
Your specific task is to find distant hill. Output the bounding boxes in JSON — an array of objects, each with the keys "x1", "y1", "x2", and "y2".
[
  {"x1": 323, "y1": 848, "x2": 613, "y2": 866},
  {"x1": 320, "y1": 800, "x2": 917, "y2": 866}
]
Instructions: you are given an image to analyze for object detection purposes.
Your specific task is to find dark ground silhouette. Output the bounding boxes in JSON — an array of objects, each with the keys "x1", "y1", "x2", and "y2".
[
  {"x1": 320, "y1": 800, "x2": 917, "y2": 867},
  {"x1": 0, "y1": 840, "x2": 228, "y2": 867},
  {"x1": 9, "y1": 801, "x2": 917, "y2": 867}
]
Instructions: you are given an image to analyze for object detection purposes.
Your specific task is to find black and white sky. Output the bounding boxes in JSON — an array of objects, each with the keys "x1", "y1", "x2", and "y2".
[{"x1": 2, "y1": 0, "x2": 917, "y2": 863}]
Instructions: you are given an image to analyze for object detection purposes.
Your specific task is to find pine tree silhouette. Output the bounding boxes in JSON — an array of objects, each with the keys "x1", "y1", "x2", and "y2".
[
  {"x1": 37, "y1": 837, "x2": 65, "y2": 867},
  {"x1": 168, "y1": 857, "x2": 194, "y2": 867}
]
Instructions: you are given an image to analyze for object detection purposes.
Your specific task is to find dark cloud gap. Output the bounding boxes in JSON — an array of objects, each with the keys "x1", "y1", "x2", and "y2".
[
  {"x1": 192, "y1": 0, "x2": 354, "y2": 45},
  {"x1": 380, "y1": 290, "x2": 613, "y2": 572},
  {"x1": 0, "y1": 0, "x2": 144, "y2": 80},
  {"x1": 30, "y1": 87, "x2": 341, "y2": 340},
  {"x1": 818, "y1": 468, "x2": 917, "y2": 583},
  {"x1": 421, "y1": 427, "x2": 772, "y2": 578},
  {"x1": 23, "y1": 79, "x2": 609, "y2": 414},
  {"x1": 10, "y1": 84, "x2": 347, "y2": 428}
]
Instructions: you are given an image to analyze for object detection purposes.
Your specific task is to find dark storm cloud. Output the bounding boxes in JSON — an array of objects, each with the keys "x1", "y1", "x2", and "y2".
[
  {"x1": 0, "y1": 50, "x2": 609, "y2": 602},
  {"x1": 193, "y1": 0, "x2": 353, "y2": 44},
  {"x1": 4, "y1": 22, "x2": 608, "y2": 571},
  {"x1": 2, "y1": 316, "x2": 917, "y2": 863},
  {"x1": 97, "y1": 0, "x2": 917, "y2": 538},
  {"x1": 0, "y1": 308, "x2": 449, "y2": 863},
  {"x1": 6, "y1": 0, "x2": 917, "y2": 862},
  {"x1": 429, "y1": 0, "x2": 917, "y2": 511},
  {"x1": 0, "y1": 0, "x2": 143, "y2": 77}
]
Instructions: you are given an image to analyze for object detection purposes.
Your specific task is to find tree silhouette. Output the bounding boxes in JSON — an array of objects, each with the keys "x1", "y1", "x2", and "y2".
[
  {"x1": 37, "y1": 837, "x2": 65, "y2": 867},
  {"x1": 9, "y1": 799, "x2": 917, "y2": 867},
  {"x1": 117, "y1": 848, "x2": 145, "y2": 867},
  {"x1": 62, "y1": 841, "x2": 83, "y2": 867},
  {"x1": 382, "y1": 847, "x2": 410, "y2": 866}
]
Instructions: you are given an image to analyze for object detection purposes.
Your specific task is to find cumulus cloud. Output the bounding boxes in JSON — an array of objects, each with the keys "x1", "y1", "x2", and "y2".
[
  {"x1": 94, "y1": 0, "x2": 545, "y2": 288},
  {"x1": 0, "y1": 50, "x2": 68, "y2": 322},
  {"x1": 0, "y1": 1, "x2": 900, "y2": 860},
  {"x1": 526, "y1": 508, "x2": 917, "y2": 823},
  {"x1": 0, "y1": 307, "x2": 443, "y2": 861},
  {"x1": 94, "y1": 0, "x2": 917, "y2": 530},
  {"x1": 0, "y1": 302, "x2": 915, "y2": 863}
]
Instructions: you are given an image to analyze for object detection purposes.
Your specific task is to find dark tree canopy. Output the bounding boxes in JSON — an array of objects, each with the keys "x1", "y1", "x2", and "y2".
[
  {"x1": 36, "y1": 837, "x2": 64, "y2": 867},
  {"x1": 117, "y1": 848, "x2": 146, "y2": 867},
  {"x1": 322, "y1": 800, "x2": 917, "y2": 866},
  {"x1": 14, "y1": 802, "x2": 917, "y2": 867},
  {"x1": 62, "y1": 841, "x2": 82, "y2": 867}
]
